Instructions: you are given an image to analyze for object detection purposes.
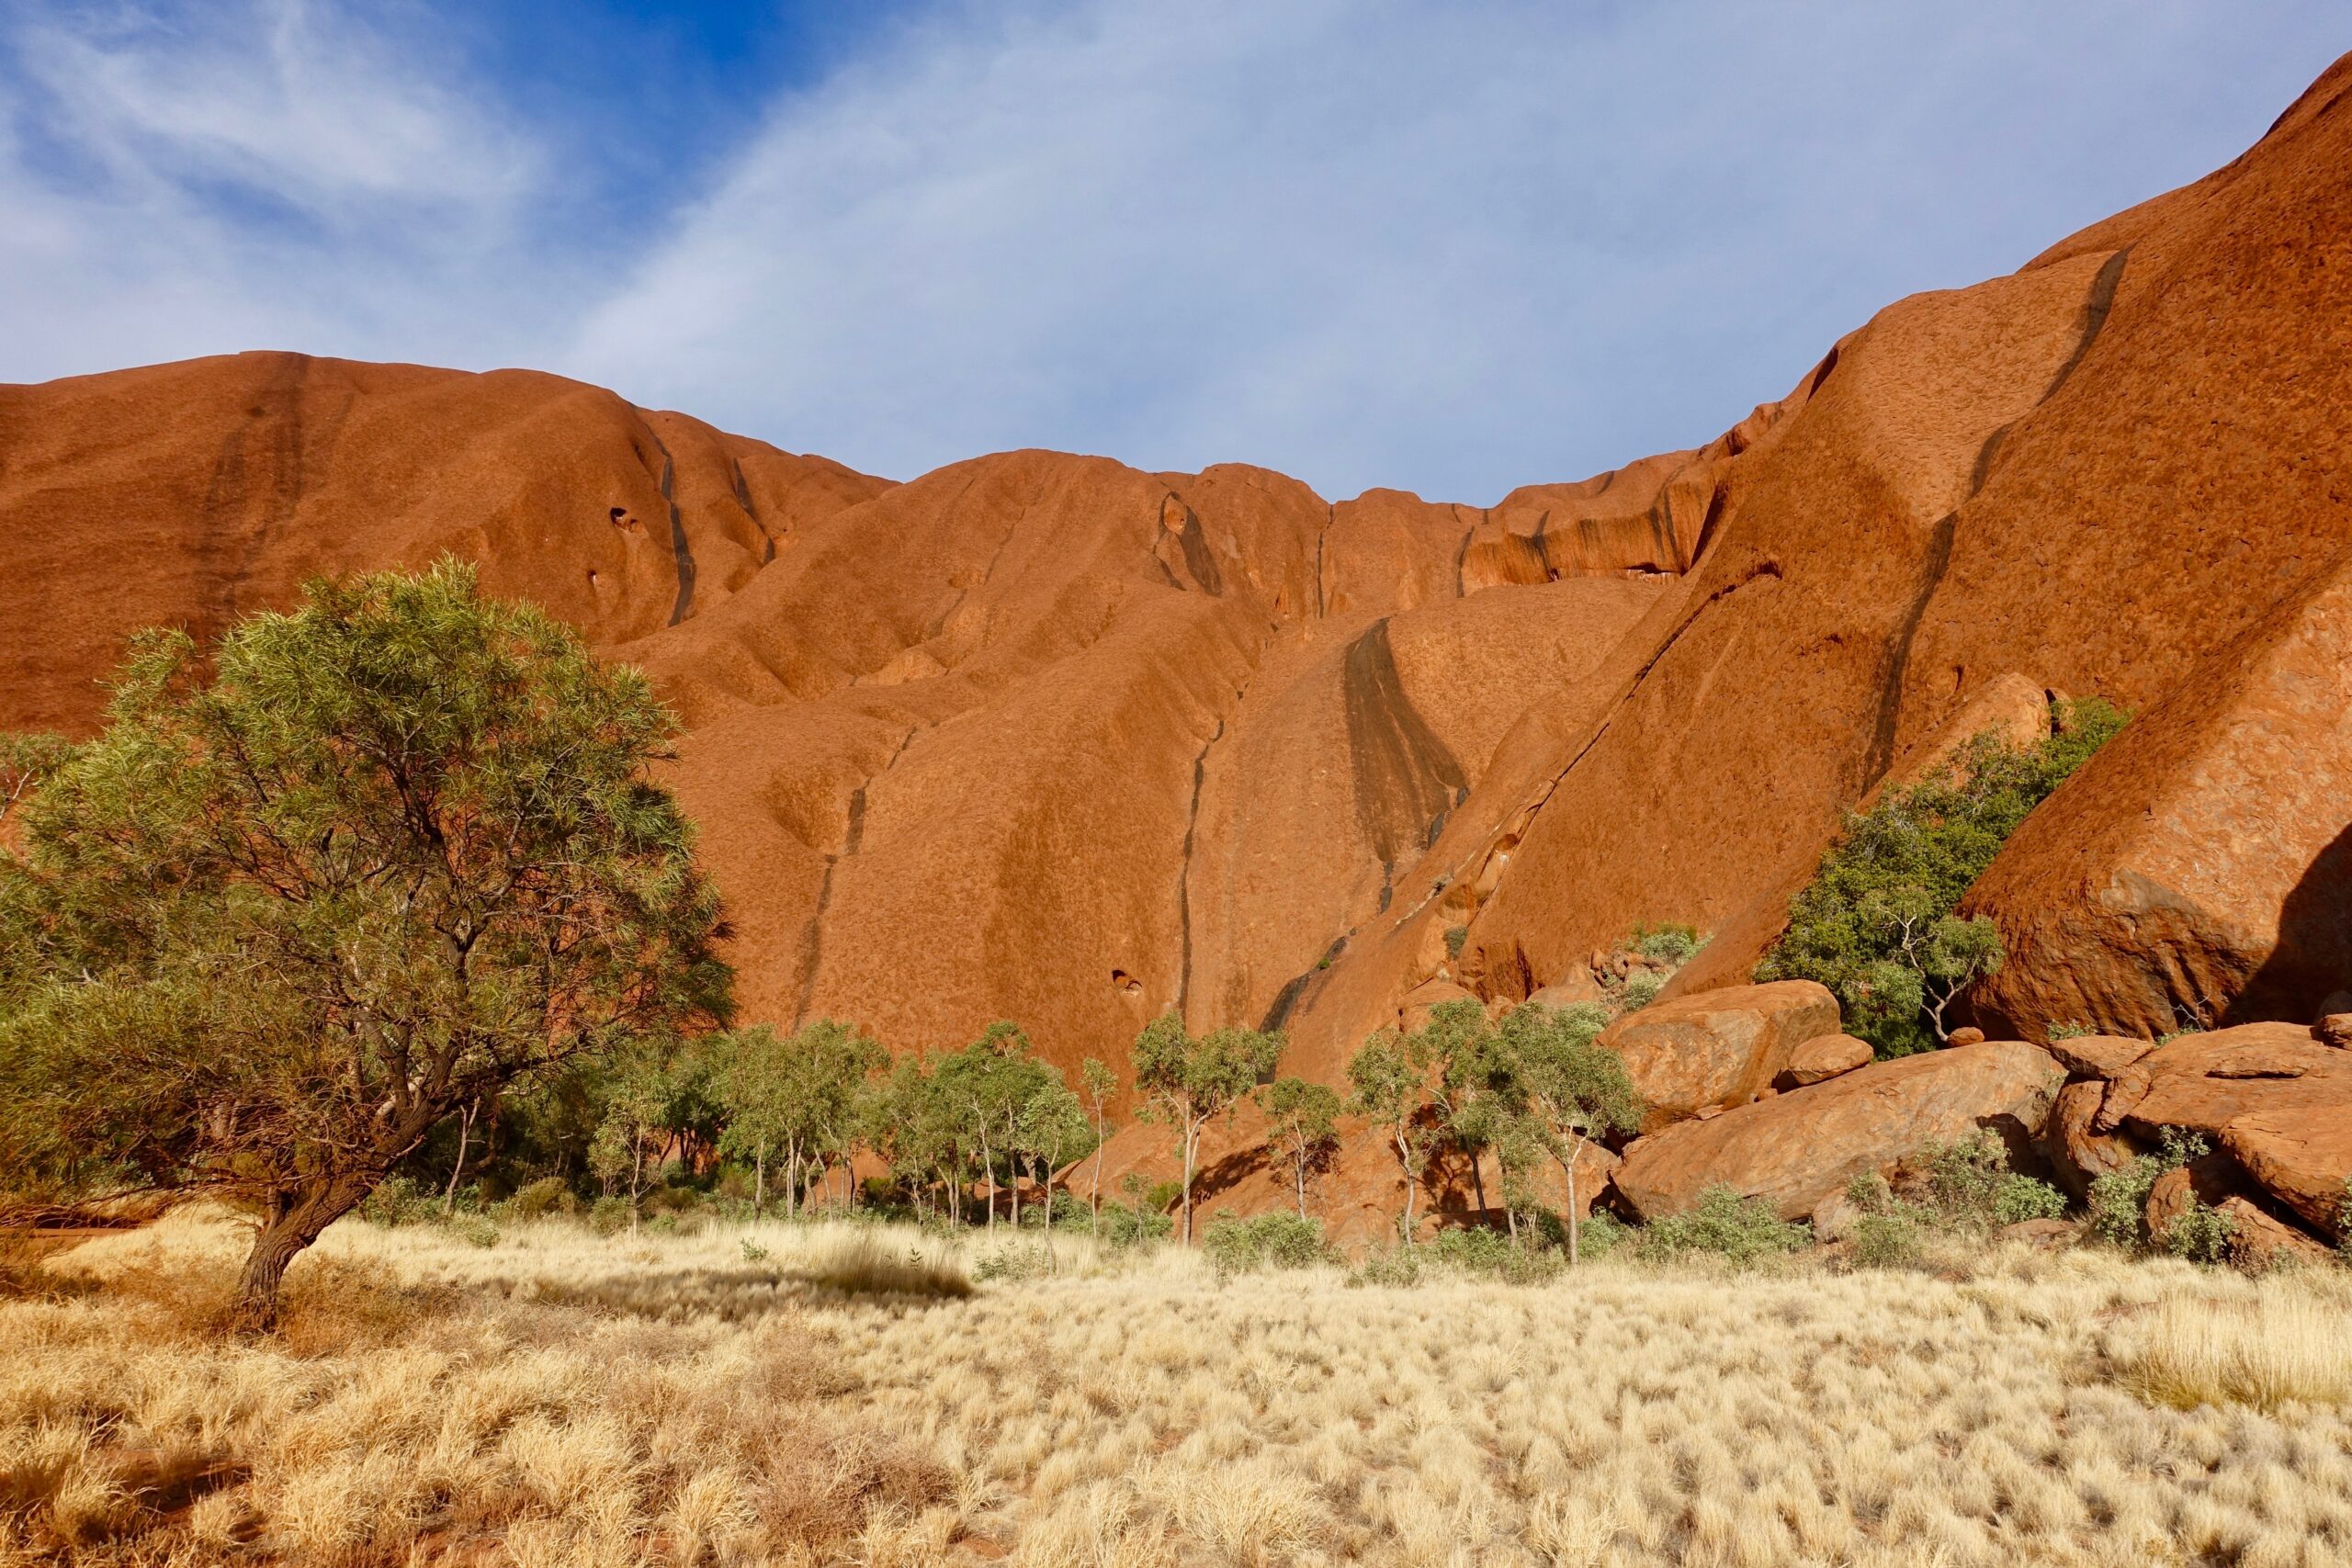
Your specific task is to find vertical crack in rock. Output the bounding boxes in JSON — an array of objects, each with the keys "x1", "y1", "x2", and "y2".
[
  {"x1": 1176, "y1": 719, "x2": 1224, "y2": 1018},
  {"x1": 652, "y1": 443, "x2": 696, "y2": 626},
  {"x1": 731, "y1": 457, "x2": 777, "y2": 564},
  {"x1": 1343, "y1": 618, "x2": 1467, "y2": 866},
  {"x1": 794, "y1": 726, "x2": 919, "y2": 1025},
  {"x1": 1316, "y1": 503, "x2": 1332, "y2": 617},
  {"x1": 1864, "y1": 245, "x2": 2132, "y2": 787}
]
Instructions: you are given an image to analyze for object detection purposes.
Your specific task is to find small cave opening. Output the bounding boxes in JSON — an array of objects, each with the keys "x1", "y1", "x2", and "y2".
[{"x1": 1111, "y1": 969, "x2": 1143, "y2": 996}]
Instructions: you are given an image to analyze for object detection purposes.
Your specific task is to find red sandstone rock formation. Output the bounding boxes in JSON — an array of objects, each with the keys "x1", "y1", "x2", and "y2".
[
  {"x1": 3, "y1": 51, "x2": 2350, "y2": 1229},
  {"x1": 1590, "y1": 980, "x2": 1841, "y2": 1131},
  {"x1": 1611, "y1": 1041, "x2": 2068, "y2": 1221}
]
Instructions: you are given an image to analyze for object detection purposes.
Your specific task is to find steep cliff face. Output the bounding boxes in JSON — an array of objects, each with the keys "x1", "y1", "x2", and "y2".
[{"x1": 4, "y1": 52, "x2": 2348, "y2": 1078}]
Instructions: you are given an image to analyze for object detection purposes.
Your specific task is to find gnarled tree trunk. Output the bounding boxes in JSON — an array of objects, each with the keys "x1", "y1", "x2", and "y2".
[{"x1": 232, "y1": 1174, "x2": 372, "y2": 1332}]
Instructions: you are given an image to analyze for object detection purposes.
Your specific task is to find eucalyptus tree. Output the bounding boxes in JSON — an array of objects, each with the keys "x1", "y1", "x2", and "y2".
[
  {"x1": 1256, "y1": 1076, "x2": 1341, "y2": 1219},
  {"x1": 1134, "y1": 1013, "x2": 1285, "y2": 1245}
]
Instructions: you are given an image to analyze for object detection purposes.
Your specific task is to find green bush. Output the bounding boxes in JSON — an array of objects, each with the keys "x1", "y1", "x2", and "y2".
[
  {"x1": 1443, "y1": 925, "x2": 1469, "y2": 959},
  {"x1": 1617, "y1": 972, "x2": 1665, "y2": 1012},
  {"x1": 740, "y1": 1239, "x2": 771, "y2": 1264},
  {"x1": 1345, "y1": 1248, "x2": 1425, "y2": 1288},
  {"x1": 1098, "y1": 1200, "x2": 1173, "y2": 1249},
  {"x1": 2339, "y1": 1180, "x2": 2351, "y2": 1262},
  {"x1": 445, "y1": 1214, "x2": 499, "y2": 1248},
  {"x1": 2159, "y1": 1199, "x2": 2236, "y2": 1264},
  {"x1": 587, "y1": 1195, "x2": 633, "y2": 1235},
  {"x1": 358, "y1": 1176, "x2": 432, "y2": 1226},
  {"x1": 1630, "y1": 923, "x2": 1703, "y2": 966},
  {"x1": 1202, "y1": 1213, "x2": 1331, "y2": 1277},
  {"x1": 504, "y1": 1176, "x2": 577, "y2": 1220},
  {"x1": 1851, "y1": 1212, "x2": 1924, "y2": 1268},
  {"x1": 2087, "y1": 1129, "x2": 2210, "y2": 1248},
  {"x1": 1576, "y1": 1209, "x2": 1630, "y2": 1260},
  {"x1": 1758, "y1": 699, "x2": 2128, "y2": 1056},
  {"x1": 1991, "y1": 1174, "x2": 2067, "y2": 1226},
  {"x1": 1640, "y1": 1186, "x2": 1809, "y2": 1267},
  {"x1": 1419, "y1": 1225, "x2": 1562, "y2": 1284},
  {"x1": 973, "y1": 1243, "x2": 1055, "y2": 1282},
  {"x1": 1912, "y1": 1130, "x2": 2066, "y2": 1232},
  {"x1": 2044, "y1": 1021, "x2": 2095, "y2": 1042}
]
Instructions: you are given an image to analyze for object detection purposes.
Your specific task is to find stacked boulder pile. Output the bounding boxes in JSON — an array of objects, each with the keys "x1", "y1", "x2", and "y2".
[{"x1": 1586, "y1": 980, "x2": 2350, "y2": 1259}]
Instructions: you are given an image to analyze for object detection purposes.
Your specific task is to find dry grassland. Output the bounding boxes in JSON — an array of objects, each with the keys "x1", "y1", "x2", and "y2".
[{"x1": 5, "y1": 1210, "x2": 2351, "y2": 1567}]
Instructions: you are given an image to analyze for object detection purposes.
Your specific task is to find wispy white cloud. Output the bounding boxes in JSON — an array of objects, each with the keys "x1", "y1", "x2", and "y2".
[
  {"x1": 560, "y1": 0, "x2": 2348, "y2": 498},
  {"x1": 0, "y1": 0, "x2": 562, "y2": 377},
  {"x1": 2, "y1": 0, "x2": 2343, "y2": 500}
]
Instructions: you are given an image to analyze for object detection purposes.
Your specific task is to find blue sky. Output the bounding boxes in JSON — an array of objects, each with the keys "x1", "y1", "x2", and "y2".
[{"x1": 2, "y1": 2, "x2": 2342, "y2": 502}]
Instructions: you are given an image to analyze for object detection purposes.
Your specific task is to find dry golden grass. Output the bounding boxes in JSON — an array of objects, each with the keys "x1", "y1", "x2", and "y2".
[{"x1": 3, "y1": 1208, "x2": 2350, "y2": 1566}]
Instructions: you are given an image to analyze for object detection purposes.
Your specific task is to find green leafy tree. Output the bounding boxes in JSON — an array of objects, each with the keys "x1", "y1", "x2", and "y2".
[
  {"x1": 936, "y1": 1021, "x2": 1057, "y2": 1231},
  {"x1": 1015, "y1": 1079, "x2": 1091, "y2": 1236},
  {"x1": 1132, "y1": 1013, "x2": 1284, "y2": 1245},
  {"x1": 590, "y1": 1055, "x2": 681, "y2": 1230},
  {"x1": 1498, "y1": 1000, "x2": 1642, "y2": 1263},
  {"x1": 1080, "y1": 1057, "x2": 1117, "y2": 1235},
  {"x1": 1257, "y1": 1076, "x2": 1341, "y2": 1218},
  {"x1": 1759, "y1": 699, "x2": 2127, "y2": 1055},
  {"x1": 1348, "y1": 1030, "x2": 1432, "y2": 1246},
  {"x1": 1413, "y1": 999, "x2": 1502, "y2": 1215},
  {"x1": 713, "y1": 1019, "x2": 885, "y2": 1217},
  {"x1": 0, "y1": 561, "x2": 729, "y2": 1329}
]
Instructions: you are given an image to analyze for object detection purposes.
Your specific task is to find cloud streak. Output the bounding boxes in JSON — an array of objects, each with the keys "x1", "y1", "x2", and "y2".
[{"x1": 4, "y1": 0, "x2": 2344, "y2": 501}]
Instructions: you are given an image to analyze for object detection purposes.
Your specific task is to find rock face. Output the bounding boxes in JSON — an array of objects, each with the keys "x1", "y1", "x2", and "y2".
[
  {"x1": 2092, "y1": 1023, "x2": 2352, "y2": 1137},
  {"x1": 1778, "y1": 1033, "x2": 1874, "y2": 1089},
  {"x1": 1612, "y1": 1041, "x2": 2066, "y2": 1221},
  {"x1": 4, "y1": 52, "x2": 2351, "y2": 1122},
  {"x1": 2043, "y1": 1034, "x2": 2156, "y2": 1080},
  {"x1": 1963, "y1": 567, "x2": 2352, "y2": 1039},
  {"x1": 2041, "y1": 1080, "x2": 2147, "y2": 1198},
  {"x1": 1593, "y1": 981, "x2": 1840, "y2": 1129},
  {"x1": 2219, "y1": 1110, "x2": 2352, "y2": 1240}
]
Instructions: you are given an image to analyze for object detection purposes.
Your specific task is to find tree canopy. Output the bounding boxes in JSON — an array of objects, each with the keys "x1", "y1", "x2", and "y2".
[
  {"x1": 1758, "y1": 698, "x2": 2127, "y2": 1056},
  {"x1": 0, "y1": 560, "x2": 730, "y2": 1326}
]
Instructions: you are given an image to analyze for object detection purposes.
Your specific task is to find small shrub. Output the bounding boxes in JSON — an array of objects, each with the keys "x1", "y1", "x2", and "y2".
[
  {"x1": 2341, "y1": 1180, "x2": 2352, "y2": 1263},
  {"x1": 1422, "y1": 1225, "x2": 1564, "y2": 1284},
  {"x1": 1575, "y1": 1209, "x2": 1630, "y2": 1260},
  {"x1": 1630, "y1": 923, "x2": 1702, "y2": 966},
  {"x1": 1203, "y1": 1213, "x2": 1330, "y2": 1277},
  {"x1": 587, "y1": 1195, "x2": 633, "y2": 1235},
  {"x1": 1851, "y1": 1212, "x2": 1923, "y2": 1268},
  {"x1": 1098, "y1": 1201, "x2": 1172, "y2": 1249},
  {"x1": 1346, "y1": 1248, "x2": 1424, "y2": 1288},
  {"x1": 2156, "y1": 1026, "x2": 2206, "y2": 1045},
  {"x1": 504, "y1": 1176, "x2": 576, "y2": 1220},
  {"x1": 444, "y1": 1214, "x2": 499, "y2": 1248},
  {"x1": 1991, "y1": 1174, "x2": 2067, "y2": 1226},
  {"x1": 2159, "y1": 1200, "x2": 2236, "y2": 1265},
  {"x1": 741, "y1": 1239, "x2": 771, "y2": 1264},
  {"x1": 1906, "y1": 1130, "x2": 2065, "y2": 1233},
  {"x1": 1443, "y1": 925, "x2": 1469, "y2": 959},
  {"x1": 973, "y1": 1244, "x2": 1053, "y2": 1282},
  {"x1": 1618, "y1": 972, "x2": 1665, "y2": 1012},
  {"x1": 2087, "y1": 1129, "x2": 2211, "y2": 1249},
  {"x1": 357, "y1": 1176, "x2": 431, "y2": 1227},
  {"x1": 1640, "y1": 1186, "x2": 1809, "y2": 1267},
  {"x1": 2045, "y1": 1021, "x2": 2095, "y2": 1042},
  {"x1": 1759, "y1": 698, "x2": 2129, "y2": 1056}
]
